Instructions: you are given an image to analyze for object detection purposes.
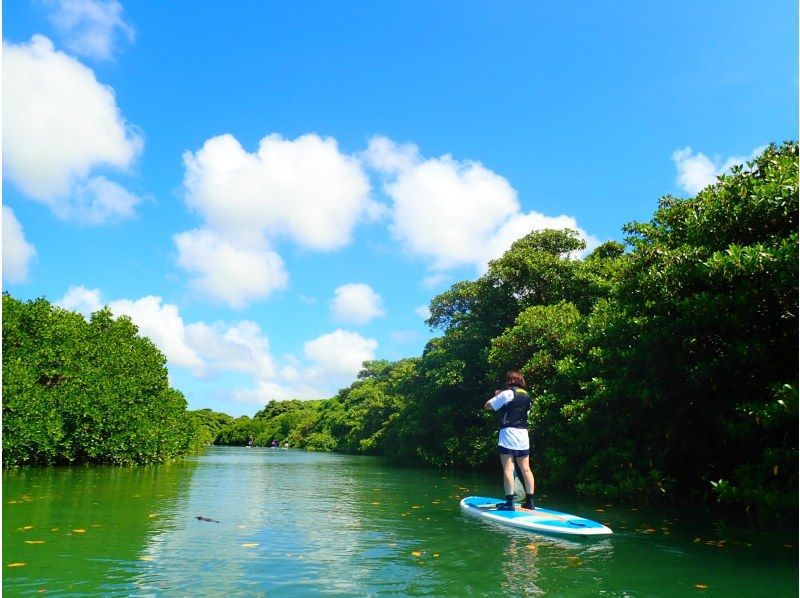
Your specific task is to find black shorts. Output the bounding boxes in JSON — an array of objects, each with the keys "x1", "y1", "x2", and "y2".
[{"x1": 498, "y1": 446, "x2": 530, "y2": 457}]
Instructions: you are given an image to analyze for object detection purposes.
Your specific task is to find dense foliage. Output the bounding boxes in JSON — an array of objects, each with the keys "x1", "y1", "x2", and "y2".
[
  {"x1": 2, "y1": 295, "x2": 202, "y2": 466},
  {"x1": 245, "y1": 142, "x2": 798, "y2": 515}
]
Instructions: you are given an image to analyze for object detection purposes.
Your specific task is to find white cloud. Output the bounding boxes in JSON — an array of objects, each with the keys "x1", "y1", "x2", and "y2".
[
  {"x1": 304, "y1": 329, "x2": 378, "y2": 378},
  {"x1": 56, "y1": 284, "x2": 103, "y2": 315},
  {"x1": 414, "y1": 305, "x2": 431, "y2": 320},
  {"x1": 330, "y1": 283, "x2": 385, "y2": 324},
  {"x1": 672, "y1": 145, "x2": 767, "y2": 195},
  {"x1": 182, "y1": 133, "x2": 376, "y2": 249},
  {"x1": 55, "y1": 287, "x2": 279, "y2": 380},
  {"x1": 2, "y1": 207, "x2": 37, "y2": 283},
  {"x1": 46, "y1": 0, "x2": 135, "y2": 61},
  {"x1": 107, "y1": 295, "x2": 205, "y2": 371},
  {"x1": 177, "y1": 132, "x2": 379, "y2": 307},
  {"x1": 174, "y1": 229, "x2": 288, "y2": 309},
  {"x1": 364, "y1": 135, "x2": 598, "y2": 273},
  {"x1": 56, "y1": 175, "x2": 143, "y2": 224},
  {"x1": 184, "y1": 320, "x2": 276, "y2": 380},
  {"x1": 232, "y1": 381, "x2": 328, "y2": 405},
  {"x1": 2, "y1": 35, "x2": 143, "y2": 223}
]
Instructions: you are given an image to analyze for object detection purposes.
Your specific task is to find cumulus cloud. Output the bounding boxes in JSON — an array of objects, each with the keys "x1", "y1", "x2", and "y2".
[
  {"x1": 174, "y1": 229, "x2": 288, "y2": 309},
  {"x1": 107, "y1": 295, "x2": 205, "y2": 371},
  {"x1": 414, "y1": 305, "x2": 431, "y2": 320},
  {"x1": 364, "y1": 136, "x2": 597, "y2": 273},
  {"x1": 55, "y1": 287, "x2": 279, "y2": 380},
  {"x1": 304, "y1": 329, "x2": 378, "y2": 378},
  {"x1": 232, "y1": 381, "x2": 328, "y2": 405},
  {"x1": 46, "y1": 0, "x2": 135, "y2": 61},
  {"x1": 182, "y1": 133, "x2": 376, "y2": 249},
  {"x1": 2, "y1": 35, "x2": 143, "y2": 223},
  {"x1": 2, "y1": 206, "x2": 37, "y2": 283},
  {"x1": 184, "y1": 320, "x2": 276, "y2": 380},
  {"x1": 330, "y1": 283, "x2": 385, "y2": 324},
  {"x1": 56, "y1": 285, "x2": 103, "y2": 315},
  {"x1": 672, "y1": 145, "x2": 767, "y2": 195},
  {"x1": 177, "y1": 132, "x2": 379, "y2": 307}
]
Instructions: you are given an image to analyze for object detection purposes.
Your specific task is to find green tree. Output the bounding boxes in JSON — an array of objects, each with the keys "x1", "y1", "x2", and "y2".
[{"x1": 2, "y1": 295, "x2": 201, "y2": 466}]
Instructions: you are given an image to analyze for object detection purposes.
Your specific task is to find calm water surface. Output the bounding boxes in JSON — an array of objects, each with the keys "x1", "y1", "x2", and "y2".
[{"x1": 3, "y1": 447, "x2": 797, "y2": 596}]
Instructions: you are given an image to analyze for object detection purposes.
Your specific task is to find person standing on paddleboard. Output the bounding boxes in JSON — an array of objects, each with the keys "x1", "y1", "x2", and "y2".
[{"x1": 484, "y1": 370, "x2": 536, "y2": 511}]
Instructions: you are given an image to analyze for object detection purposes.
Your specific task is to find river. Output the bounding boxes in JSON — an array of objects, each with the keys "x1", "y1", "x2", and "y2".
[{"x1": 3, "y1": 446, "x2": 797, "y2": 596}]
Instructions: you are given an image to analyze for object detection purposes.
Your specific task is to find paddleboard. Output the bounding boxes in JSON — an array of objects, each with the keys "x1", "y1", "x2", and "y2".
[{"x1": 460, "y1": 496, "x2": 612, "y2": 537}]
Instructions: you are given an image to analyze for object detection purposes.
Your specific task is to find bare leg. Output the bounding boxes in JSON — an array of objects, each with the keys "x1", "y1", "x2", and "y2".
[
  {"x1": 500, "y1": 454, "x2": 516, "y2": 495},
  {"x1": 515, "y1": 455, "x2": 535, "y2": 495}
]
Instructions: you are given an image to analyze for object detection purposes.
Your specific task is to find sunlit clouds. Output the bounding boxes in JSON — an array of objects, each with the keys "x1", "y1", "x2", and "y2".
[
  {"x1": 364, "y1": 135, "x2": 599, "y2": 273},
  {"x1": 45, "y1": 0, "x2": 135, "y2": 61},
  {"x1": 672, "y1": 145, "x2": 767, "y2": 195},
  {"x1": 55, "y1": 286, "x2": 378, "y2": 405},
  {"x1": 2, "y1": 206, "x2": 37, "y2": 283},
  {"x1": 330, "y1": 283, "x2": 386, "y2": 325},
  {"x1": 2, "y1": 35, "x2": 143, "y2": 224}
]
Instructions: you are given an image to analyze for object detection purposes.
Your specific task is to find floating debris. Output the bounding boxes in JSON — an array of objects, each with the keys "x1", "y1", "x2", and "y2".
[
  {"x1": 7, "y1": 563, "x2": 26, "y2": 568},
  {"x1": 241, "y1": 543, "x2": 259, "y2": 548},
  {"x1": 195, "y1": 516, "x2": 220, "y2": 523}
]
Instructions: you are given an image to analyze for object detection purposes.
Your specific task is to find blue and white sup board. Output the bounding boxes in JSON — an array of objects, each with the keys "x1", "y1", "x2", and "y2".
[{"x1": 460, "y1": 496, "x2": 612, "y2": 537}]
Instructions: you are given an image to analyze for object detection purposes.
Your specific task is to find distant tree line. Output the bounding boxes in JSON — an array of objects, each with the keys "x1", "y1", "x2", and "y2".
[{"x1": 3, "y1": 142, "x2": 796, "y2": 517}]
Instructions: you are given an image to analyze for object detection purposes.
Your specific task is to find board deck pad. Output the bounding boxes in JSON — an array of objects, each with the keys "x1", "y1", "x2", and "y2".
[{"x1": 460, "y1": 496, "x2": 612, "y2": 537}]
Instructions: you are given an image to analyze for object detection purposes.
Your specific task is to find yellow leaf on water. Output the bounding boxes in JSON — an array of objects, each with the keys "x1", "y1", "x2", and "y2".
[
  {"x1": 412, "y1": 506, "x2": 421, "y2": 509},
  {"x1": 433, "y1": 553, "x2": 440, "y2": 558},
  {"x1": 8, "y1": 500, "x2": 17, "y2": 504},
  {"x1": 372, "y1": 502, "x2": 380, "y2": 505},
  {"x1": 18, "y1": 526, "x2": 33, "y2": 531},
  {"x1": 148, "y1": 514, "x2": 156, "y2": 518},
  {"x1": 7, "y1": 563, "x2": 26, "y2": 568},
  {"x1": 51, "y1": 529, "x2": 59, "y2": 532},
  {"x1": 25, "y1": 540, "x2": 45, "y2": 544},
  {"x1": 73, "y1": 529, "x2": 86, "y2": 534},
  {"x1": 411, "y1": 551, "x2": 422, "y2": 557},
  {"x1": 241, "y1": 543, "x2": 259, "y2": 548},
  {"x1": 695, "y1": 583, "x2": 709, "y2": 589},
  {"x1": 139, "y1": 556, "x2": 154, "y2": 561}
]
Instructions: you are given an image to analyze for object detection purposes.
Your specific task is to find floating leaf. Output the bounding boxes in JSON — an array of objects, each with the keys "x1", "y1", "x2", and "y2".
[
  {"x1": 73, "y1": 529, "x2": 86, "y2": 534},
  {"x1": 7, "y1": 563, "x2": 26, "y2": 568},
  {"x1": 433, "y1": 553, "x2": 440, "y2": 558},
  {"x1": 25, "y1": 540, "x2": 45, "y2": 544},
  {"x1": 411, "y1": 551, "x2": 422, "y2": 557},
  {"x1": 139, "y1": 556, "x2": 154, "y2": 561},
  {"x1": 242, "y1": 543, "x2": 259, "y2": 548},
  {"x1": 695, "y1": 583, "x2": 709, "y2": 589}
]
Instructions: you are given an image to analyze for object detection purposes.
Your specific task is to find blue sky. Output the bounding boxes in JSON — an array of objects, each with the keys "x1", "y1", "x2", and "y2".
[{"x1": 3, "y1": 1, "x2": 797, "y2": 416}]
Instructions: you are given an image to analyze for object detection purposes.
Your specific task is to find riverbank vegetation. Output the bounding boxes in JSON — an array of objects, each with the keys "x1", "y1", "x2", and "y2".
[
  {"x1": 207, "y1": 142, "x2": 798, "y2": 515},
  {"x1": 3, "y1": 142, "x2": 796, "y2": 517},
  {"x1": 2, "y1": 296, "x2": 203, "y2": 466}
]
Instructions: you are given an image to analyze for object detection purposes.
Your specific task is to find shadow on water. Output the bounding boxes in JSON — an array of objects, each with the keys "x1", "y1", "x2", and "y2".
[{"x1": 3, "y1": 447, "x2": 797, "y2": 596}]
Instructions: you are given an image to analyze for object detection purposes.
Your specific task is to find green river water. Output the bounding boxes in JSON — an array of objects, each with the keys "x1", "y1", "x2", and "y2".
[{"x1": 3, "y1": 446, "x2": 797, "y2": 596}]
